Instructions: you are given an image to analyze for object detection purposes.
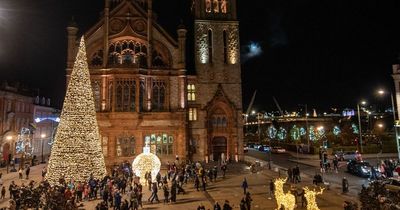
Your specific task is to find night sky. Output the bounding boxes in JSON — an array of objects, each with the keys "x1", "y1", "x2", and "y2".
[{"x1": 0, "y1": 0, "x2": 399, "y2": 113}]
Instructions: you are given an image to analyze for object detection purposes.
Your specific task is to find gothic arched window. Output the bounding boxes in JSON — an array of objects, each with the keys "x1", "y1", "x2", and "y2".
[
  {"x1": 223, "y1": 30, "x2": 228, "y2": 64},
  {"x1": 139, "y1": 80, "x2": 145, "y2": 112},
  {"x1": 116, "y1": 134, "x2": 135, "y2": 157},
  {"x1": 152, "y1": 80, "x2": 166, "y2": 111},
  {"x1": 205, "y1": 0, "x2": 211, "y2": 13},
  {"x1": 92, "y1": 80, "x2": 101, "y2": 112},
  {"x1": 213, "y1": 0, "x2": 219, "y2": 13},
  {"x1": 116, "y1": 85, "x2": 123, "y2": 112},
  {"x1": 208, "y1": 29, "x2": 213, "y2": 64},
  {"x1": 221, "y1": 0, "x2": 228, "y2": 13}
]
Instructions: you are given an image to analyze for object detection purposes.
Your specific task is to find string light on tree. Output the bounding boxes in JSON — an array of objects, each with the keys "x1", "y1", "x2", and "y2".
[
  {"x1": 303, "y1": 187, "x2": 324, "y2": 210},
  {"x1": 309, "y1": 126, "x2": 316, "y2": 141},
  {"x1": 352, "y1": 123, "x2": 359, "y2": 134},
  {"x1": 277, "y1": 127, "x2": 287, "y2": 141},
  {"x1": 300, "y1": 127, "x2": 306, "y2": 136},
  {"x1": 268, "y1": 125, "x2": 277, "y2": 139},
  {"x1": 46, "y1": 36, "x2": 106, "y2": 186},
  {"x1": 290, "y1": 125, "x2": 300, "y2": 141},
  {"x1": 333, "y1": 126, "x2": 341, "y2": 136}
]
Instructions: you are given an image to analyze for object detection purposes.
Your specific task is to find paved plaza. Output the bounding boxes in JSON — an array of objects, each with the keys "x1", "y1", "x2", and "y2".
[{"x1": 0, "y1": 157, "x2": 359, "y2": 210}]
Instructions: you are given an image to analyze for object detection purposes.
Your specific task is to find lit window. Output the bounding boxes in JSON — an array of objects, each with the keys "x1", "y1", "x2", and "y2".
[
  {"x1": 187, "y1": 84, "x2": 196, "y2": 101},
  {"x1": 189, "y1": 108, "x2": 198, "y2": 121},
  {"x1": 205, "y1": 0, "x2": 211, "y2": 13},
  {"x1": 116, "y1": 135, "x2": 135, "y2": 157},
  {"x1": 102, "y1": 136, "x2": 108, "y2": 157},
  {"x1": 145, "y1": 134, "x2": 174, "y2": 155}
]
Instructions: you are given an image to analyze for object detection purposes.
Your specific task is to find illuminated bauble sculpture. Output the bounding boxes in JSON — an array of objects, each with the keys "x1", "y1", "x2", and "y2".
[{"x1": 132, "y1": 145, "x2": 161, "y2": 185}]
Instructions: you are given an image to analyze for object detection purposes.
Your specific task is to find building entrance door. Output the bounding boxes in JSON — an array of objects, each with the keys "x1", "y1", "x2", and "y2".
[
  {"x1": 2, "y1": 143, "x2": 10, "y2": 162},
  {"x1": 212, "y1": 137, "x2": 227, "y2": 161}
]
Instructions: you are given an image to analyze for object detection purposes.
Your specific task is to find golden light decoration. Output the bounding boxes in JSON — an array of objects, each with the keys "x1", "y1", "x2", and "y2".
[
  {"x1": 46, "y1": 36, "x2": 107, "y2": 186},
  {"x1": 303, "y1": 187, "x2": 324, "y2": 210},
  {"x1": 132, "y1": 150, "x2": 161, "y2": 185},
  {"x1": 274, "y1": 178, "x2": 296, "y2": 210}
]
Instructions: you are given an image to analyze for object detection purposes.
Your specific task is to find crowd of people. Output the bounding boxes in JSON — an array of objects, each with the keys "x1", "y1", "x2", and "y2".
[{"x1": 1, "y1": 160, "x2": 233, "y2": 210}]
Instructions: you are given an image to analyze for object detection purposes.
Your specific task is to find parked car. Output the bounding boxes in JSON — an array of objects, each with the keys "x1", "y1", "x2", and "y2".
[
  {"x1": 383, "y1": 178, "x2": 400, "y2": 193},
  {"x1": 244, "y1": 145, "x2": 249, "y2": 153},
  {"x1": 258, "y1": 145, "x2": 271, "y2": 152},
  {"x1": 335, "y1": 151, "x2": 357, "y2": 161},
  {"x1": 347, "y1": 160, "x2": 372, "y2": 178},
  {"x1": 271, "y1": 146, "x2": 286, "y2": 154}
]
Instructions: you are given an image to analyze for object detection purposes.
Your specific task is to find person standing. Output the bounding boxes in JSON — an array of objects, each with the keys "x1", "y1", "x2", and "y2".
[
  {"x1": 239, "y1": 198, "x2": 246, "y2": 210},
  {"x1": 1, "y1": 186, "x2": 5, "y2": 199},
  {"x1": 214, "y1": 201, "x2": 221, "y2": 210},
  {"x1": 223, "y1": 200, "x2": 232, "y2": 210},
  {"x1": 241, "y1": 178, "x2": 248, "y2": 195},
  {"x1": 333, "y1": 157, "x2": 339, "y2": 173},
  {"x1": 287, "y1": 167, "x2": 293, "y2": 183},
  {"x1": 245, "y1": 192, "x2": 252, "y2": 210},
  {"x1": 114, "y1": 190, "x2": 122, "y2": 210},
  {"x1": 269, "y1": 179, "x2": 275, "y2": 199},
  {"x1": 221, "y1": 164, "x2": 227, "y2": 178},
  {"x1": 194, "y1": 175, "x2": 200, "y2": 191},
  {"x1": 18, "y1": 168, "x2": 23, "y2": 179},
  {"x1": 163, "y1": 184, "x2": 169, "y2": 204},
  {"x1": 170, "y1": 180, "x2": 177, "y2": 203},
  {"x1": 25, "y1": 166, "x2": 30, "y2": 180}
]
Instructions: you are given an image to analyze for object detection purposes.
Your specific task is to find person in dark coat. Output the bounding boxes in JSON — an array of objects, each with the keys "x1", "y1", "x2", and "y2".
[
  {"x1": 25, "y1": 166, "x2": 30, "y2": 179},
  {"x1": 163, "y1": 185, "x2": 169, "y2": 204},
  {"x1": 213, "y1": 201, "x2": 221, "y2": 210},
  {"x1": 194, "y1": 176, "x2": 200, "y2": 191},
  {"x1": 223, "y1": 200, "x2": 232, "y2": 210},
  {"x1": 241, "y1": 178, "x2": 248, "y2": 195},
  {"x1": 245, "y1": 192, "x2": 252, "y2": 210},
  {"x1": 170, "y1": 180, "x2": 177, "y2": 202},
  {"x1": 269, "y1": 179, "x2": 275, "y2": 199}
]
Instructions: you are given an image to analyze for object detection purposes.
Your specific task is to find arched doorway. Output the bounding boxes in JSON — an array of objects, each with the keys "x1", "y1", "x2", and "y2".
[
  {"x1": 212, "y1": 137, "x2": 227, "y2": 161},
  {"x1": 2, "y1": 143, "x2": 10, "y2": 162}
]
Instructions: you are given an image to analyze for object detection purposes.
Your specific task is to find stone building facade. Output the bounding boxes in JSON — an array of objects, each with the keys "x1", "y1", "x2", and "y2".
[
  {"x1": 66, "y1": 0, "x2": 243, "y2": 166},
  {"x1": 0, "y1": 83, "x2": 58, "y2": 165}
]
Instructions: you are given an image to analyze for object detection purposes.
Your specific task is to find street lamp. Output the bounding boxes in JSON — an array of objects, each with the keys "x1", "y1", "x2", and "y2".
[
  {"x1": 377, "y1": 90, "x2": 400, "y2": 160},
  {"x1": 40, "y1": 134, "x2": 46, "y2": 164},
  {"x1": 357, "y1": 101, "x2": 367, "y2": 153}
]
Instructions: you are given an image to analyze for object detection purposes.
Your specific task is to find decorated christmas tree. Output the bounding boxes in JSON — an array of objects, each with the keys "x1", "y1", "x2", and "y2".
[{"x1": 46, "y1": 36, "x2": 106, "y2": 185}]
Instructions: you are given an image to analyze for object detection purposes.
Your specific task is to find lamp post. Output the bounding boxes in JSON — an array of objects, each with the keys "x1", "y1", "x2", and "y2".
[
  {"x1": 5, "y1": 135, "x2": 13, "y2": 173},
  {"x1": 357, "y1": 101, "x2": 366, "y2": 153},
  {"x1": 40, "y1": 134, "x2": 46, "y2": 164},
  {"x1": 378, "y1": 90, "x2": 400, "y2": 161}
]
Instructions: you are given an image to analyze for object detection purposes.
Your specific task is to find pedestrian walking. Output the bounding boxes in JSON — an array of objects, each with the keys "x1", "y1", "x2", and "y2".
[
  {"x1": 170, "y1": 180, "x2": 177, "y2": 202},
  {"x1": 333, "y1": 157, "x2": 339, "y2": 173},
  {"x1": 241, "y1": 178, "x2": 248, "y2": 195},
  {"x1": 149, "y1": 182, "x2": 159, "y2": 203}
]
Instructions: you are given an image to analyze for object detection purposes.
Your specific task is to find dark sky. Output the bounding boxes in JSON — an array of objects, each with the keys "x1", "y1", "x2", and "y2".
[{"x1": 0, "y1": 0, "x2": 399, "y2": 112}]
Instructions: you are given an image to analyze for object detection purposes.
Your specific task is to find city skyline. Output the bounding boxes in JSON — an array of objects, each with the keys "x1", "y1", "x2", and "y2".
[{"x1": 0, "y1": 0, "x2": 399, "y2": 111}]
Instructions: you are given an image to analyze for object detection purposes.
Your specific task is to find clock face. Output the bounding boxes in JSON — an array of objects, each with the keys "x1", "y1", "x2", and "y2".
[{"x1": 110, "y1": 19, "x2": 125, "y2": 33}]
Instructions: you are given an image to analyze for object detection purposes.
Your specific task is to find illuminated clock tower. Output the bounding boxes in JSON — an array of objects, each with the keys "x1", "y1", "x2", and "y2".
[{"x1": 190, "y1": 0, "x2": 243, "y2": 162}]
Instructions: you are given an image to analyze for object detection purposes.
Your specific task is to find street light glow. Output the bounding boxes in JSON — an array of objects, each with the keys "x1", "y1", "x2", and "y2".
[
  {"x1": 41, "y1": 134, "x2": 46, "y2": 138},
  {"x1": 6, "y1": 135, "x2": 12, "y2": 140},
  {"x1": 378, "y1": 123, "x2": 384, "y2": 128},
  {"x1": 378, "y1": 90, "x2": 385, "y2": 95},
  {"x1": 361, "y1": 101, "x2": 367, "y2": 105}
]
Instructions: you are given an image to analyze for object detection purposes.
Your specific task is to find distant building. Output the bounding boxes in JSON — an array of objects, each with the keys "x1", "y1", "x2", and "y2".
[
  {"x1": 0, "y1": 82, "x2": 58, "y2": 164},
  {"x1": 65, "y1": 0, "x2": 243, "y2": 166}
]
